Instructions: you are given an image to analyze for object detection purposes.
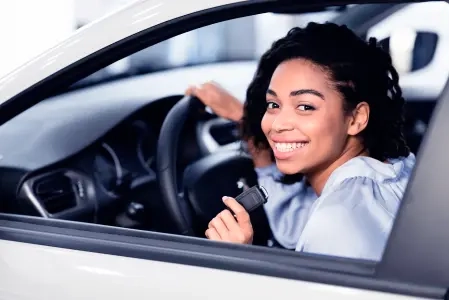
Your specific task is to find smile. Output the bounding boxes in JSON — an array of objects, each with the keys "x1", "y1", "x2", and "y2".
[{"x1": 274, "y1": 142, "x2": 308, "y2": 152}]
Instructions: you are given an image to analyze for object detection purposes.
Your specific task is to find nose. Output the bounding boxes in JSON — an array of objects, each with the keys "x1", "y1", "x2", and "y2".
[{"x1": 271, "y1": 110, "x2": 296, "y2": 133}]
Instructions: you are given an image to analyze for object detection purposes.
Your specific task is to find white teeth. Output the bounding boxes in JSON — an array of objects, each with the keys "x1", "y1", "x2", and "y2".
[{"x1": 274, "y1": 142, "x2": 307, "y2": 152}]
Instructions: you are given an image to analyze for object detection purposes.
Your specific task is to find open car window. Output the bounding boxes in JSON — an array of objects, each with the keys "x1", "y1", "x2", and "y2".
[
  {"x1": 1, "y1": 1, "x2": 449, "y2": 298},
  {"x1": 72, "y1": 10, "x2": 341, "y2": 90}
]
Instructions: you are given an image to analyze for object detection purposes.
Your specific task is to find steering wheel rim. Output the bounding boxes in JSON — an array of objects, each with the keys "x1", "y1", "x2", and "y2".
[{"x1": 156, "y1": 95, "x2": 201, "y2": 235}]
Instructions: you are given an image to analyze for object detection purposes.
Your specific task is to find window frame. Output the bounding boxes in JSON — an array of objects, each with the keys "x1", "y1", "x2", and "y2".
[{"x1": 0, "y1": 0, "x2": 448, "y2": 298}]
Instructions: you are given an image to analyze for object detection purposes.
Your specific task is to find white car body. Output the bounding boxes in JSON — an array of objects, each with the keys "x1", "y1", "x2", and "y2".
[
  {"x1": 0, "y1": 1, "x2": 447, "y2": 299},
  {"x1": 1, "y1": 240, "x2": 412, "y2": 300}
]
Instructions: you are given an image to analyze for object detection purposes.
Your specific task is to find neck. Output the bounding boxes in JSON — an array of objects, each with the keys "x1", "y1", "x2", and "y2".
[{"x1": 306, "y1": 145, "x2": 368, "y2": 196}]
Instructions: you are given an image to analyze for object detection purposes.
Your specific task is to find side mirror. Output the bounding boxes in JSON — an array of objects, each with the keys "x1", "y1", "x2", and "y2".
[{"x1": 378, "y1": 29, "x2": 438, "y2": 75}]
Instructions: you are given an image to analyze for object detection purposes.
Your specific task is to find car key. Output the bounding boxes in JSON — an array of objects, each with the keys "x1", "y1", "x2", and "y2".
[{"x1": 233, "y1": 185, "x2": 268, "y2": 213}]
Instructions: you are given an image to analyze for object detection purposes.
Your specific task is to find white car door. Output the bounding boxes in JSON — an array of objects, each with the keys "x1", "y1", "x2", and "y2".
[
  {"x1": 0, "y1": 239, "x2": 416, "y2": 300},
  {"x1": 0, "y1": 0, "x2": 448, "y2": 299},
  {"x1": 0, "y1": 212, "x2": 443, "y2": 300}
]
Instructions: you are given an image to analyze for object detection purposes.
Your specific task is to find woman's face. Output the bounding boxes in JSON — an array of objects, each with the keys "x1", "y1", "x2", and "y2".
[{"x1": 261, "y1": 58, "x2": 367, "y2": 176}]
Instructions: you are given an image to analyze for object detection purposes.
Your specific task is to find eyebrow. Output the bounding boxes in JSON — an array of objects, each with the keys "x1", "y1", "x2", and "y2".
[{"x1": 267, "y1": 88, "x2": 325, "y2": 100}]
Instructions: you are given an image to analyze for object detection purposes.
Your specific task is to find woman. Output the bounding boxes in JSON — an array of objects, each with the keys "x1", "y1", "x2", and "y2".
[
  {"x1": 186, "y1": 79, "x2": 316, "y2": 251},
  {"x1": 201, "y1": 22, "x2": 416, "y2": 261}
]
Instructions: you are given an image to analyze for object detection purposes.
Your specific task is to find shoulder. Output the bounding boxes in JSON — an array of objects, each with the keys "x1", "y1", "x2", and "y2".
[
  {"x1": 320, "y1": 176, "x2": 402, "y2": 216},
  {"x1": 297, "y1": 176, "x2": 404, "y2": 261},
  {"x1": 322, "y1": 153, "x2": 416, "y2": 196}
]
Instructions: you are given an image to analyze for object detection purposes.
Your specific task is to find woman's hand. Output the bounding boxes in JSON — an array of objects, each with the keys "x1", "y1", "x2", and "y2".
[
  {"x1": 205, "y1": 196, "x2": 254, "y2": 244},
  {"x1": 186, "y1": 81, "x2": 243, "y2": 122}
]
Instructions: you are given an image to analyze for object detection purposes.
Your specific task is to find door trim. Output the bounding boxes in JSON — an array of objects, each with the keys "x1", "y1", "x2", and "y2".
[{"x1": 0, "y1": 214, "x2": 444, "y2": 298}]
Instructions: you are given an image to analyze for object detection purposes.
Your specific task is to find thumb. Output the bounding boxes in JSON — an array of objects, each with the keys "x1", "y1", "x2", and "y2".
[{"x1": 222, "y1": 196, "x2": 251, "y2": 226}]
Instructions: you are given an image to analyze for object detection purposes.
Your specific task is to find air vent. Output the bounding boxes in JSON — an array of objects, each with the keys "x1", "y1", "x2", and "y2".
[{"x1": 33, "y1": 174, "x2": 77, "y2": 214}]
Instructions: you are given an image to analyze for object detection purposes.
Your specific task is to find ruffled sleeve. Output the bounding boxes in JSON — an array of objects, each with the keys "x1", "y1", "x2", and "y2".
[
  {"x1": 295, "y1": 176, "x2": 401, "y2": 261},
  {"x1": 254, "y1": 164, "x2": 317, "y2": 249}
]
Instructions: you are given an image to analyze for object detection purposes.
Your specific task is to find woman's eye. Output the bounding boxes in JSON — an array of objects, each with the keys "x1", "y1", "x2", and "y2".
[
  {"x1": 266, "y1": 102, "x2": 279, "y2": 109},
  {"x1": 298, "y1": 105, "x2": 315, "y2": 111}
]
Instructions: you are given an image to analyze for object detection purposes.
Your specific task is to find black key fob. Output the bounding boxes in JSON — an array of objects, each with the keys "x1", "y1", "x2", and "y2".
[{"x1": 234, "y1": 185, "x2": 268, "y2": 213}]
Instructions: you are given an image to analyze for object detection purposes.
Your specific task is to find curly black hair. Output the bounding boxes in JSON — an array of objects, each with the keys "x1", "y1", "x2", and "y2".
[{"x1": 241, "y1": 22, "x2": 410, "y2": 182}]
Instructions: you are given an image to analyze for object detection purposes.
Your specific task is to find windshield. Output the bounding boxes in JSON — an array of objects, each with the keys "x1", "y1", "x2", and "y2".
[{"x1": 72, "y1": 10, "x2": 341, "y2": 89}]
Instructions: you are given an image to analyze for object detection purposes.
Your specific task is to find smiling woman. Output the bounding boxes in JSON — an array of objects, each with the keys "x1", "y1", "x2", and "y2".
[{"x1": 206, "y1": 22, "x2": 416, "y2": 261}]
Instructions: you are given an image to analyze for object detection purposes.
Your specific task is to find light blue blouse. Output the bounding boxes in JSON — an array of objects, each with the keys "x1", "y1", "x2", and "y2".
[{"x1": 255, "y1": 153, "x2": 416, "y2": 261}]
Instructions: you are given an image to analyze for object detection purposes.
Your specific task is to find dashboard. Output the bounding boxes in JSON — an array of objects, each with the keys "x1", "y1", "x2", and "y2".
[
  {"x1": 4, "y1": 95, "x2": 196, "y2": 231},
  {"x1": 6, "y1": 93, "x2": 238, "y2": 233},
  {"x1": 0, "y1": 61, "x2": 254, "y2": 234},
  {"x1": 0, "y1": 61, "x2": 247, "y2": 234}
]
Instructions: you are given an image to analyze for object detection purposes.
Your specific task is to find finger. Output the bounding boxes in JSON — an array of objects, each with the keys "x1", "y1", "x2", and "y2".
[
  {"x1": 192, "y1": 86, "x2": 210, "y2": 104},
  {"x1": 219, "y1": 209, "x2": 240, "y2": 232},
  {"x1": 209, "y1": 216, "x2": 229, "y2": 239},
  {"x1": 222, "y1": 197, "x2": 251, "y2": 226},
  {"x1": 205, "y1": 228, "x2": 220, "y2": 240},
  {"x1": 202, "y1": 81, "x2": 215, "y2": 88},
  {"x1": 202, "y1": 82, "x2": 221, "y2": 96},
  {"x1": 187, "y1": 84, "x2": 201, "y2": 95},
  {"x1": 206, "y1": 80, "x2": 222, "y2": 89},
  {"x1": 185, "y1": 86, "x2": 194, "y2": 95}
]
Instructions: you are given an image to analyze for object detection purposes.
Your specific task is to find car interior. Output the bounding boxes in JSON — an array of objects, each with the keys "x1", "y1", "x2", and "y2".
[{"x1": 0, "y1": 1, "x2": 443, "y2": 250}]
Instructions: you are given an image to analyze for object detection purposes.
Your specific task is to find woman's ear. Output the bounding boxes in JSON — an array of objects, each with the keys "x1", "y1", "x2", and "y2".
[{"x1": 347, "y1": 102, "x2": 369, "y2": 136}]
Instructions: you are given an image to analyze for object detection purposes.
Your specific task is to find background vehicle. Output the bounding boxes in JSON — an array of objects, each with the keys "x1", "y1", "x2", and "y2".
[{"x1": 0, "y1": 0, "x2": 449, "y2": 299}]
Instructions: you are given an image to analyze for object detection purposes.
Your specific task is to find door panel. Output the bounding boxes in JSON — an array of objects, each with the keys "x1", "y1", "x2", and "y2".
[{"x1": 0, "y1": 240, "x2": 430, "y2": 300}]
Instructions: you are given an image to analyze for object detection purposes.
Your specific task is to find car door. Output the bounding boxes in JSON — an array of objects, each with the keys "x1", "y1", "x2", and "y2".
[{"x1": 1, "y1": 0, "x2": 449, "y2": 299}]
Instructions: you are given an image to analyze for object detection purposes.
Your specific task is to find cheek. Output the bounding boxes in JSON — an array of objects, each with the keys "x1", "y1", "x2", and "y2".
[
  {"x1": 302, "y1": 111, "x2": 345, "y2": 142},
  {"x1": 311, "y1": 111, "x2": 347, "y2": 144},
  {"x1": 298, "y1": 117, "x2": 322, "y2": 136}
]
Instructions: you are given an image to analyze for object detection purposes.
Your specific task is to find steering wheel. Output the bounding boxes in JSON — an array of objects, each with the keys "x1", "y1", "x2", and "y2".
[{"x1": 156, "y1": 95, "x2": 267, "y2": 238}]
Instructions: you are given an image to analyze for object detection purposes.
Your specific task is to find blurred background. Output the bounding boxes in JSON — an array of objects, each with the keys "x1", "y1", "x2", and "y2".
[
  {"x1": 0, "y1": 0, "x2": 447, "y2": 98},
  {"x1": 0, "y1": 0, "x2": 338, "y2": 79}
]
